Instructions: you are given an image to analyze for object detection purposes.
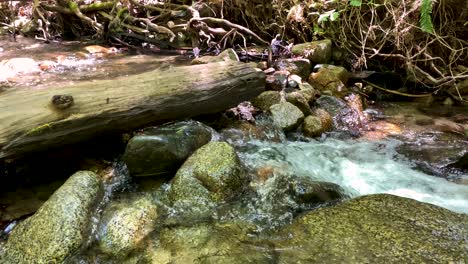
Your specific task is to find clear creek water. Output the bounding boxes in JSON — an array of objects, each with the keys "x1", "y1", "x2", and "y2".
[{"x1": 236, "y1": 137, "x2": 468, "y2": 214}]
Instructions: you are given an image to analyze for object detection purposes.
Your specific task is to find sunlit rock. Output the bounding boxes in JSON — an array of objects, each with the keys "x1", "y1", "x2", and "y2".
[
  {"x1": 274, "y1": 58, "x2": 311, "y2": 79},
  {"x1": 273, "y1": 194, "x2": 468, "y2": 263},
  {"x1": 1, "y1": 171, "x2": 102, "y2": 263},
  {"x1": 269, "y1": 102, "x2": 304, "y2": 131},
  {"x1": 168, "y1": 142, "x2": 247, "y2": 219},
  {"x1": 98, "y1": 194, "x2": 158, "y2": 258},
  {"x1": 302, "y1": 115, "x2": 324, "y2": 137},
  {"x1": 292, "y1": 39, "x2": 332, "y2": 64},
  {"x1": 308, "y1": 64, "x2": 349, "y2": 98},
  {"x1": 285, "y1": 91, "x2": 311, "y2": 115},
  {"x1": 251, "y1": 91, "x2": 282, "y2": 111}
]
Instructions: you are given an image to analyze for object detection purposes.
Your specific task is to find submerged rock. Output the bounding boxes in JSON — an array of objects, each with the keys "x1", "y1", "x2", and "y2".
[
  {"x1": 448, "y1": 152, "x2": 468, "y2": 171},
  {"x1": 1, "y1": 171, "x2": 102, "y2": 264},
  {"x1": 123, "y1": 120, "x2": 213, "y2": 177},
  {"x1": 288, "y1": 177, "x2": 347, "y2": 208},
  {"x1": 98, "y1": 195, "x2": 158, "y2": 258},
  {"x1": 137, "y1": 222, "x2": 274, "y2": 263},
  {"x1": 270, "y1": 102, "x2": 305, "y2": 131},
  {"x1": 273, "y1": 194, "x2": 468, "y2": 263},
  {"x1": 168, "y1": 142, "x2": 247, "y2": 219},
  {"x1": 292, "y1": 39, "x2": 332, "y2": 64},
  {"x1": 219, "y1": 121, "x2": 283, "y2": 144}
]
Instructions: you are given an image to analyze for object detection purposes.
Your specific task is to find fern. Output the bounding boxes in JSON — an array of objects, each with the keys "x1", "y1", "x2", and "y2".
[{"x1": 420, "y1": 0, "x2": 434, "y2": 33}]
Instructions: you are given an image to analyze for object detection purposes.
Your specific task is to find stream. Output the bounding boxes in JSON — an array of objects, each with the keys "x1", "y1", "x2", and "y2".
[{"x1": 0, "y1": 36, "x2": 467, "y2": 262}]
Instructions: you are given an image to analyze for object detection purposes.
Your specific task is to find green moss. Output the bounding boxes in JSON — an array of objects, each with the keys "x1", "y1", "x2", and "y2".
[
  {"x1": 1, "y1": 171, "x2": 103, "y2": 263},
  {"x1": 68, "y1": 1, "x2": 78, "y2": 11},
  {"x1": 274, "y1": 194, "x2": 468, "y2": 263},
  {"x1": 27, "y1": 123, "x2": 54, "y2": 137}
]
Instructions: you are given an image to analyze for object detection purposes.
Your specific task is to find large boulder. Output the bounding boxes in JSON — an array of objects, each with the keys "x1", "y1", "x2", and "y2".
[
  {"x1": 1, "y1": 171, "x2": 103, "y2": 263},
  {"x1": 123, "y1": 120, "x2": 213, "y2": 177},
  {"x1": 168, "y1": 142, "x2": 247, "y2": 219},
  {"x1": 98, "y1": 194, "x2": 158, "y2": 258},
  {"x1": 291, "y1": 39, "x2": 332, "y2": 64},
  {"x1": 308, "y1": 65, "x2": 349, "y2": 97},
  {"x1": 273, "y1": 194, "x2": 468, "y2": 263},
  {"x1": 274, "y1": 58, "x2": 311, "y2": 79},
  {"x1": 251, "y1": 91, "x2": 282, "y2": 111},
  {"x1": 269, "y1": 102, "x2": 305, "y2": 131}
]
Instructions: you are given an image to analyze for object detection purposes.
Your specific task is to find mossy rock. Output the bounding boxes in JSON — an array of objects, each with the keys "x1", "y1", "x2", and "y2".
[
  {"x1": 251, "y1": 91, "x2": 282, "y2": 111},
  {"x1": 137, "y1": 222, "x2": 274, "y2": 264},
  {"x1": 1, "y1": 171, "x2": 103, "y2": 264},
  {"x1": 297, "y1": 87, "x2": 319, "y2": 104},
  {"x1": 168, "y1": 142, "x2": 247, "y2": 219},
  {"x1": 291, "y1": 39, "x2": 332, "y2": 64},
  {"x1": 308, "y1": 65, "x2": 349, "y2": 98},
  {"x1": 98, "y1": 194, "x2": 158, "y2": 258},
  {"x1": 269, "y1": 102, "x2": 305, "y2": 131},
  {"x1": 302, "y1": 115, "x2": 324, "y2": 137},
  {"x1": 285, "y1": 91, "x2": 311, "y2": 115},
  {"x1": 313, "y1": 108, "x2": 333, "y2": 132},
  {"x1": 123, "y1": 120, "x2": 213, "y2": 177},
  {"x1": 273, "y1": 194, "x2": 468, "y2": 263}
]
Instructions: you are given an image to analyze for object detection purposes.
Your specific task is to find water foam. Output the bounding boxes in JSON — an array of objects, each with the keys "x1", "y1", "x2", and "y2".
[{"x1": 238, "y1": 138, "x2": 468, "y2": 214}]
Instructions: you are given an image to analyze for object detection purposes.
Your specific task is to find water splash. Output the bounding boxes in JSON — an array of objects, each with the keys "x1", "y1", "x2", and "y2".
[{"x1": 237, "y1": 138, "x2": 468, "y2": 213}]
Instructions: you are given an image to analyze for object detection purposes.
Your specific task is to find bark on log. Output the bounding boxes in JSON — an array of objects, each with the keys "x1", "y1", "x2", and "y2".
[{"x1": 0, "y1": 61, "x2": 265, "y2": 159}]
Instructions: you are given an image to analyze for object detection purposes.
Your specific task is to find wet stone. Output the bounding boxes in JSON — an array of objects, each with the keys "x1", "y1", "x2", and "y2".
[{"x1": 123, "y1": 120, "x2": 213, "y2": 177}]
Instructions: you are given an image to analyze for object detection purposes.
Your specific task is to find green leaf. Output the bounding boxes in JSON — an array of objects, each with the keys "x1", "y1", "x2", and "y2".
[
  {"x1": 420, "y1": 0, "x2": 434, "y2": 33},
  {"x1": 318, "y1": 13, "x2": 330, "y2": 23},
  {"x1": 331, "y1": 11, "x2": 340, "y2": 21},
  {"x1": 350, "y1": 0, "x2": 362, "y2": 7}
]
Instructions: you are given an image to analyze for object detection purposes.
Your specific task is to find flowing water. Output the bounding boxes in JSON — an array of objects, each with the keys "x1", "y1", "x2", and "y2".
[
  {"x1": 0, "y1": 36, "x2": 467, "y2": 261},
  {"x1": 236, "y1": 138, "x2": 468, "y2": 213}
]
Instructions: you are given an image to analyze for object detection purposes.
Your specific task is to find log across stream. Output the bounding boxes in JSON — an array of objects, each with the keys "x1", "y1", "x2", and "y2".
[{"x1": 0, "y1": 61, "x2": 265, "y2": 159}]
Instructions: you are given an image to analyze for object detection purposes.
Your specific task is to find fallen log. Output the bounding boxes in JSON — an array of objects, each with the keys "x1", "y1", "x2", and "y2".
[{"x1": 0, "y1": 61, "x2": 265, "y2": 159}]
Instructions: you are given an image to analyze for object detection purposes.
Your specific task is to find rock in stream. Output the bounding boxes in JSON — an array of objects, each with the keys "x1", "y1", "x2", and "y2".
[{"x1": 0, "y1": 171, "x2": 103, "y2": 263}]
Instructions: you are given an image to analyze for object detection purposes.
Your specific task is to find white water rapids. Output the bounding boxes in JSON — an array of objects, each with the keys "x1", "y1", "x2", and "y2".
[{"x1": 237, "y1": 138, "x2": 468, "y2": 214}]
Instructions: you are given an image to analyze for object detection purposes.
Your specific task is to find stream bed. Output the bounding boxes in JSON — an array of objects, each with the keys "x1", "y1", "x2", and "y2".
[{"x1": 0, "y1": 36, "x2": 467, "y2": 263}]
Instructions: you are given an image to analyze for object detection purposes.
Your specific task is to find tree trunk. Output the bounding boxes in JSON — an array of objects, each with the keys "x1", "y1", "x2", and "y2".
[{"x1": 0, "y1": 61, "x2": 265, "y2": 159}]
